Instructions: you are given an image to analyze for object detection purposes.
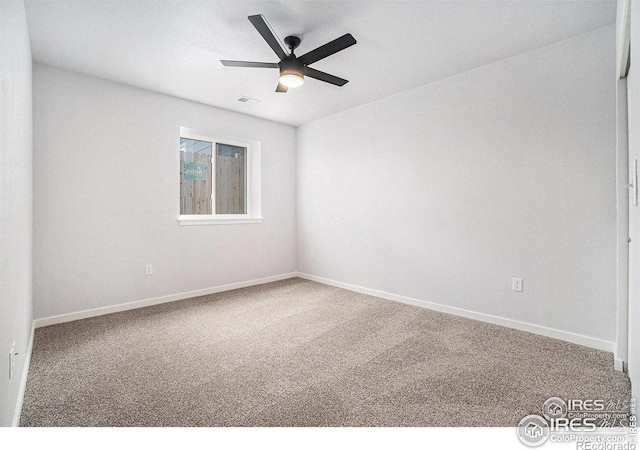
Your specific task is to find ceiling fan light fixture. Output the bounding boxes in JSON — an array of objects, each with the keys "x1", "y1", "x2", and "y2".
[
  {"x1": 278, "y1": 56, "x2": 305, "y2": 88},
  {"x1": 279, "y1": 72, "x2": 304, "y2": 88}
]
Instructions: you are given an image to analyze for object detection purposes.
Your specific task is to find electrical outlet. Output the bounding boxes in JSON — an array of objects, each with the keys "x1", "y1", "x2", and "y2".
[
  {"x1": 512, "y1": 278, "x2": 523, "y2": 292},
  {"x1": 145, "y1": 264, "x2": 153, "y2": 276},
  {"x1": 9, "y1": 341, "x2": 16, "y2": 380},
  {"x1": 311, "y1": 251, "x2": 316, "y2": 259}
]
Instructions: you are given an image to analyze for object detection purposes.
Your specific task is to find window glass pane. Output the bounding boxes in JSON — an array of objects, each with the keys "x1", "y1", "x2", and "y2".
[
  {"x1": 180, "y1": 138, "x2": 212, "y2": 215},
  {"x1": 216, "y1": 143, "x2": 246, "y2": 214}
]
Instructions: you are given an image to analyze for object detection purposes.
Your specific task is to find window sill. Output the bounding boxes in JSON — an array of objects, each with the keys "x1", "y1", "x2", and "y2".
[{"x1": 178, "y1": 216, "x2": 263, "y2": 226}]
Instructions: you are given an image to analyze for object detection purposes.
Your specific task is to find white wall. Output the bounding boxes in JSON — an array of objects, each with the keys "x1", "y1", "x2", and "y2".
[
  {"x1": 33, "y1": 64, "x2": 296, "y2": 320},
  {"x1": 0, "y1": 1, "x2": 33, "y2": 427},
  {"x1": 297, "y1": 25, "x2": 617, "y2": 346}
]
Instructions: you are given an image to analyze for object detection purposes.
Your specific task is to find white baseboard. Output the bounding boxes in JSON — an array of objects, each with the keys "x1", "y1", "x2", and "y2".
[
  {"x1": 296, "y1": 272, "x2": 616, "y2": 353},
  {"x1": 32, "y1": 270, "x2": 617, "y2": 354},
  {"x1": 34, "y1": 273, "x2": 297, "y2": 328},
  {"x1": 614, "y1": 343, "x2": 627, "y2": 373},
  {"x1": 12, "y1": 324, "x2": 34, "y2": 427},
  {"x1": 614, "y1": 358, "x2": 625, "y2": 372}
]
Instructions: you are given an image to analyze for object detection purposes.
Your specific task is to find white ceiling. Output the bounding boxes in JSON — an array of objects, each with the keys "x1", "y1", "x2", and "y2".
[{"x1": 25, "y1": 0, "x2": 615, "y2": 126}]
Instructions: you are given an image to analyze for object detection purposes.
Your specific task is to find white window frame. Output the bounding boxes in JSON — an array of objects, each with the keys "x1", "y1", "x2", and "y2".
[{"x1": 178, "y1": 127, "x2": 262, "y2": 225}]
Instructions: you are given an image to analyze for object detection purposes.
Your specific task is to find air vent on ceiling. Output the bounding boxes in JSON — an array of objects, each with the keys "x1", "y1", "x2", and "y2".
[{"x1": 238, "y1": 96, "x2": 261, "y2": 105}]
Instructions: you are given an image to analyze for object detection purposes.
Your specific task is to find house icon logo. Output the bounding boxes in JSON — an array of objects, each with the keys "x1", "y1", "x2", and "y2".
[
  {"x1": 517, "y1": 415, "x2": 550, "y2": 447},
  {"x1": 526, "y1": 422, "x2": 544, "y2": 437},
  {"x1": 543, "y1": 397, "x2": 567, "y2": 421}
]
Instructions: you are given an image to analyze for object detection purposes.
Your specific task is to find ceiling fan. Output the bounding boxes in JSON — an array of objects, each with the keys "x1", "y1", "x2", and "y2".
[{"x1": 221, "y1": 14, "x2": 356, "y2": 93}]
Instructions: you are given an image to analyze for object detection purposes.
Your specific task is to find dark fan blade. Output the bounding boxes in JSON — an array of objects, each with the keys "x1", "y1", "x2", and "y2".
[
  {"x1": 298, "y1": 33, "x2": 356, "y2": 65},
  {"x1": 220, "y1": 60, "x2": 279, "y2": 68},
  {"x1": 248, "y1": 15, "x2": 288, "y2": 60},
  {"x1": 275, "y1": 82, "x2": 288, "y2": 93},
  {"x1": 304, "y1": 67, "x2": 348, "y2": 86}
]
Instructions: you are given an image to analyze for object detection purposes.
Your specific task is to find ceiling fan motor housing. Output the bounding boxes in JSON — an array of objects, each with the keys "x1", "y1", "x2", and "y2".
[{"x1": 279, "y1": 56, "x2": 304, "y2": 80}]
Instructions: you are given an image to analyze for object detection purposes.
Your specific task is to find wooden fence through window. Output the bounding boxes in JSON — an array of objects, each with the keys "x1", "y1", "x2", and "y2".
[{"x1": 180, "y1": 151, "x2": 245, "y2": 215}]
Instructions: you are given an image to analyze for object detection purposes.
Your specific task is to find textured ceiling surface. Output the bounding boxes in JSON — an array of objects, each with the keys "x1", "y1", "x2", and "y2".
[{"x1": 25, "y1": 0, "x2": 616, "y2": 126}]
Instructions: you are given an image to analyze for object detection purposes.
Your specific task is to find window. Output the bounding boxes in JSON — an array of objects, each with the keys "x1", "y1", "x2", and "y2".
[{"x1": 178, "y1": 128, "x2": 261, "y2": 225}]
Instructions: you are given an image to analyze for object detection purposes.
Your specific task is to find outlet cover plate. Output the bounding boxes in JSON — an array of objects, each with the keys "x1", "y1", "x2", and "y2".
[{"x1": 512, "y1": 278, "x2": 523, "y2": 292}]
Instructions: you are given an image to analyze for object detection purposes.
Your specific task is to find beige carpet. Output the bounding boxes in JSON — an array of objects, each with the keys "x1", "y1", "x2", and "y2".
[{"x1": 20, "y1": 278, "x2": 630, "y2": 426}]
